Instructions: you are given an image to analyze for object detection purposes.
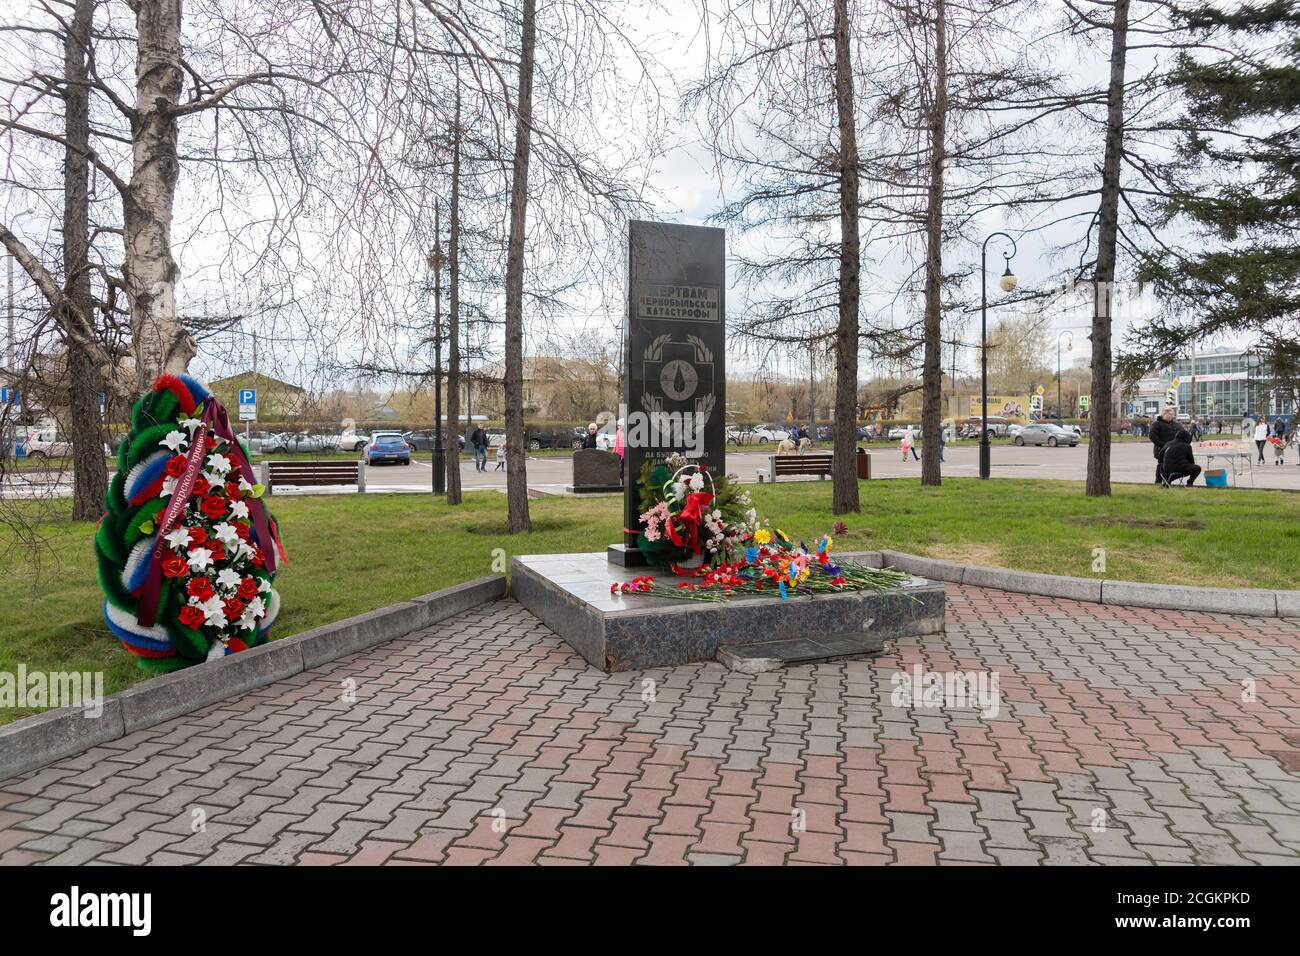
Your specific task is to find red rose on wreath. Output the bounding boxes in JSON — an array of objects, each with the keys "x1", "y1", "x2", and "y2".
[
  {"x1": 162, "y1": 555, "x2": 189, "y2": 578},
  {"x1": 233, "y1": 522, "x2": 250, "y2": 541},
  {"x1": 225, "y1": 481, "x2": 243, "y2": 500},
  {"x1": 193, "y1": 476, "x2": 210, "y2": 495},
  {"x1": 164, "y1": 455, "x2": 187, "y2": 477},
  {"x1": 207, "y1": 543, "x2": 226, "y2": 562},
  {"x1": 201, "y1": 495, "x2": 227, "y2": 519},
  {"x1": 204, "y1": 435, "x2": 217, "y2": 451},
  {"x1": 223, "y1": 598, "x2": 245, "y2": 620},
  {"x1": 187, "y1": 577, "x2": 215, "y2": 601},
  {"x1": 237, "y1": 577, "x2": 259, "y2": 601},
  {"x1": 251, "y1": 549, "x2": 265, "y2": 568},
  {"x1": 187, "y1": 525, "x2": 207, "y2": 544},
  {"x1": 178, "y1": 605, "x2": 206, "y2": 629}
]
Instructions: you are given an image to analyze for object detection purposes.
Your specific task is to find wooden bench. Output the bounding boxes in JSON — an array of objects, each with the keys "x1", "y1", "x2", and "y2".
[
  {"x1": 759, "y1": 452, "x2": 834, "y2": 483},
  {"x1": 262, "y1": 459, "x2": 366, "y2": 493}
]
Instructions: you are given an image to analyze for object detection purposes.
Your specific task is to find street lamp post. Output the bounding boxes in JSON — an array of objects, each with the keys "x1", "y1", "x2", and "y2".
[
  {"x1": 980, "y1": 231, "x2": 1018, "y2": 479},
  {"x1": 428, "y1": 212, "x2": 447, "y2": 496},
  {"x1": 1056, "y1": 330, "x2": 1073, "y2": 426}
]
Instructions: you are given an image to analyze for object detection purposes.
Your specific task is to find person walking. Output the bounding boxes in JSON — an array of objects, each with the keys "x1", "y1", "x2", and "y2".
[
  {"x1": 901, "y1": 424, "x2": 919, "y2": 461},
  {"x1": 1149, "y1": 407, "x2": 1181, "y2": 484},
  {"x1": 938, "y1": 424, "x2": 947, "y2": 462},
  {"x1": 1253, "y1": 416, "x2": 1269, "y2": 464},
  {"x1": 494, "y1": 437, "x2": 506, "y2": 471},
  {"x1": 614, "y1": 418, "x2": 626, "y2": 483},
  {"x1": 470, "y1": 424, "x2": 488, "y2": 472},
  {"x1": 581, "y1": 422, "x2": 599, "y2": 449},
  {"x1": 1159, "y1": 429, "x2": 1202, "y2": 486}
]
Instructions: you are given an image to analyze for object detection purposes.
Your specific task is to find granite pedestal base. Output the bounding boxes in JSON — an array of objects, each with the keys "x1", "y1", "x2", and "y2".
[{"x1": 512, "y1": 552, "x2": 945, "y2": 672}]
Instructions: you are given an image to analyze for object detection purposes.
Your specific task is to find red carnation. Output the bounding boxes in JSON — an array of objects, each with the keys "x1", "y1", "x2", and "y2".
[
  {"x1": 178, "y1": 605, "x2": 206, "y2": 629},
  {"x1": 237, "y1": 577, "x2": 259, "y2": 601},
  {"x1": 187, "y1": 576, "x2": 215, "y2": 601},
  {"x1": 223, "y1": 598, "x2": 245, "y2": 620},
  {"x1": 161, "y1": 555, "x2": 189, "y2": 578},
  {"x1": 164, "y1": 455, "x2": 187, "y2": 477},
  {"x1": 200, "y1": 495, "x2": 227, "y2": 519}
]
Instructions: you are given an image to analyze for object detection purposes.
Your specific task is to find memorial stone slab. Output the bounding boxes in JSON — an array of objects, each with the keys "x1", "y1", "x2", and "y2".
[{"x1": 610, "y1": 220, "x2": 726, "y2": 566}]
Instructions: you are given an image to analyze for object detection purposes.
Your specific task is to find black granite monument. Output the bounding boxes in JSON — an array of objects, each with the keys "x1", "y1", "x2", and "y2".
[{"x1": 608, "y1": 220, "x2": 726, "y2": 566}]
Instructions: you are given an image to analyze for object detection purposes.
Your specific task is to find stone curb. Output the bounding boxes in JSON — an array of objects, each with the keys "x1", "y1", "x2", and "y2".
[
  {"x1": 876, "y1": 549, "x2": 1295, "y2": 618},
  {"x1": 0, "y1": 575, "x2": 506, "y2": 782}
]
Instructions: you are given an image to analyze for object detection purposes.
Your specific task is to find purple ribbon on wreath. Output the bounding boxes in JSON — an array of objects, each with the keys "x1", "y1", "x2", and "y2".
[{"x1": 136, "y1": 400, "x2": 279, "y2": 628}]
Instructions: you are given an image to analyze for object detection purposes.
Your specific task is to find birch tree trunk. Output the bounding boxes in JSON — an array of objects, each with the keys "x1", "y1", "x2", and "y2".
[
  {"x1": 920, "y1": 0, "x2": 948, "y2": 487},
  {"x1": 503, "y1": 0, "x2": 536, "y2": 533},
  {"x1": 445, "y1": 81, "x2": 463, "y2": 505},
  {"x1": 831, "y1": 0, "x2": 861, "y2": 515},
  {"x1": 65, "y1": 0, "x2": 108, "y2": 521},
  {"x1": 124, "y1": 0, "x2": 194, "y2": 390},
  {"x1": 1086, "y1": 0, "x2": 1130, "y2": 498}
]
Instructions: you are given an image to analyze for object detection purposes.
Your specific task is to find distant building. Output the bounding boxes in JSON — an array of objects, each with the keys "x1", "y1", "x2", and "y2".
[
  {"x1": 208, "y1": 372, "x2": 305, "y2": 423},
  {"x1": 1131, "y1": 347, "x2": 1295, "y2": 420}
]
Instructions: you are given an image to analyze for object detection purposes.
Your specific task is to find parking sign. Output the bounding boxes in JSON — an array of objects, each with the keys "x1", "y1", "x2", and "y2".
[{"x1": 238, "y1": 387, "x2": 257, "y2": 422}]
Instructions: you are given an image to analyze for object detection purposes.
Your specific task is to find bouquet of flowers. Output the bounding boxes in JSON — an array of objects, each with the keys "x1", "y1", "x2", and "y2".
[
  {"x1": 633, "y1": 454, "x2": 760, "y2": 568},
  {"x1": 614, "y1": 530, "x2": 911, "y2": 602},
  {"x1": 95, "y1": 375, "x2": 284, "y2": 671}
]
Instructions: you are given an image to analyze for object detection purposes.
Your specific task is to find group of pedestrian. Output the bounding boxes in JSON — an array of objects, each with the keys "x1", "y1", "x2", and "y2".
[
  {"x1": 899, "y1": 424, "x2": 947, "y2": 463},
  {"x1": 1251, "y1": 415, "x2": 1294, "y2": 466}
]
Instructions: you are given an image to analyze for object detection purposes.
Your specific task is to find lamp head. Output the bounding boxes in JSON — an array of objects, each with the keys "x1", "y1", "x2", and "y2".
[{"x1": 999, "y1": 262, "x2": 1017, "y2": 293}]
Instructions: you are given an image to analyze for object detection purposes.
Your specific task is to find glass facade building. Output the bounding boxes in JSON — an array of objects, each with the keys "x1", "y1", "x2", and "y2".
[{"x1": 1132, "y1": 348, "x2": 1296, "y2": 420}]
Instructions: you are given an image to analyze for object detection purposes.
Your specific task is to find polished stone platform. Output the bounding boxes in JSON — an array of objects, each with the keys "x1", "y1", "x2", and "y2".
[{"x1": 511, "y1": 552, "x2": 945, "y2": 672}]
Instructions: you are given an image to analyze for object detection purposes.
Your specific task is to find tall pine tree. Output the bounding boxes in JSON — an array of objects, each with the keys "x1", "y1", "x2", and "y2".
[{"x1": 1133, "y1": 2, "x2": 1300, "y2": 379}]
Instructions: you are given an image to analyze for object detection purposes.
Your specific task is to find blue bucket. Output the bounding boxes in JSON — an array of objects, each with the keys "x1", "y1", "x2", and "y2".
[{"x1": 1204, "y1": 468, "x2": 1228, "y2": 488}]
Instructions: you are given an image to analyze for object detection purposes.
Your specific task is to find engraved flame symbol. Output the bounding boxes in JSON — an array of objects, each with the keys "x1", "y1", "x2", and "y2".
[{"x1": 673, "y1": 364, "x2": 687, "y2": 395}]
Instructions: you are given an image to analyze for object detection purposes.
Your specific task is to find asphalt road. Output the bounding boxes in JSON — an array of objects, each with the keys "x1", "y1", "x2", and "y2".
[
  {"x1": 346, "y1": 439, "x2": 1300, "y2": 494},
  {"x1": 6, "y1": 439, "x2": 1298, "y2": 499}
]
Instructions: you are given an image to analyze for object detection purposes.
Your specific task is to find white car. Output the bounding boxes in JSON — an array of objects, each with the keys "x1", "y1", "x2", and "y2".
[
  {"x1": 751, "y1": 425, "x2": 789, "y2": 444},
  {"x1": 17, "y1": 428, "x2": 71, "y2": 459}
]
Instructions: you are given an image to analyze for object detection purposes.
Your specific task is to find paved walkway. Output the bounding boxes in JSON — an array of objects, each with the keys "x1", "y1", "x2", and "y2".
[{"x1": 2, "y1": 587, "x2": 1298, "y2": 865}]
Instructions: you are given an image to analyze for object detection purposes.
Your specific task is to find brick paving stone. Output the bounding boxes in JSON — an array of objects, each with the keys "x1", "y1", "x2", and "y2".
[{"x1": 1, "y1": 589, "x2": 1296, "y2": 865}]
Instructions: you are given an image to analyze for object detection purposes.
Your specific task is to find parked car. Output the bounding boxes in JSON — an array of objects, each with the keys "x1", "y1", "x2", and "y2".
[
  {"x1": 1013, "y1": 424, "x2": 1079, "y2": 447},
  {"x1": 330, "y1": 432, "x2": 369, "y2": 452},
  {"x1": 886, "y1": 426, "x2": 908, "y2": 440},
  {"x1": 263, "y1": 431, "x2": 339, "y2": 454},
  {"x1": 522, "y1": 428, "x2": 574, "y2": 451},
  {"x1": 404, "y1": 428, "x2": 465, "y2": 451},
  {"x1": 15, "y1": 428, "x2": 71, "y2": 459},
  {"x1": 750, "y1": 425, "x2": 788, "y2": 444},
  {"x1": 725, "y1": 425, "x2": 754, "y2": 445},
  {"x1": 364, "y1": 431, "x2": 412, "y2": 465}
]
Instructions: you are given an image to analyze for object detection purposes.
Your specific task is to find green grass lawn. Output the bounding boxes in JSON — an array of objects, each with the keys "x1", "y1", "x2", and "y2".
[{"x1": 0, "y1": 476, "x2": 1296, "y2": 723}]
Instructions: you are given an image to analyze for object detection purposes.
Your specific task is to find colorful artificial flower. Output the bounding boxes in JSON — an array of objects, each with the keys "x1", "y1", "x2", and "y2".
[{"x1": 161, "y1": 555, "x2": 189, "y2": 578}]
